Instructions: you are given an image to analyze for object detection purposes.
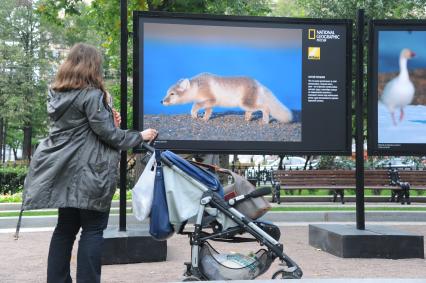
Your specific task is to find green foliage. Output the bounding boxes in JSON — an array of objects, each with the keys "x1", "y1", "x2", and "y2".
[
  {"x1": 334, "y1": 157, "x2": 355, "y2": 169},
  {"x1": 0, "y1": 192, "x2": 22, "y2": 203},
  {"x1": 203, "y1": 0, "x2": 272, "y2": 16},
  {"x1": 36, "y1": 0, "x2": 273, "y2": 72},
  {"x1": 37, "y1": 0, "x2": 82, "y2": 26},
  {"x1": 0, "y1": 166, "x2": 28, "y2": 194},
  {"x1": 317, "y1": 156, "x2": 334, "y2": 169},
  {"x1": 318, "y1": 156, "x2": 355, "y2": 169},
  {"x1": 295, "y1": 0, "x2": 426, "y2": 19},
  {"x1": 0, "y1": 0, "x2": 52, "y2": 157},
  {"x1": 112, "y1": 189, "x2": 132, "y2": 201},
  {"x1": 272, "y1": 0, "x2": 307, "y2": 17}
]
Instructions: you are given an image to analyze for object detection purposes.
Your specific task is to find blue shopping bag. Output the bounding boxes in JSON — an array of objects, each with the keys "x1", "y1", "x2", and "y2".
[{"x1": 149, "y1": 150, "x2": 174, "y2": 240}]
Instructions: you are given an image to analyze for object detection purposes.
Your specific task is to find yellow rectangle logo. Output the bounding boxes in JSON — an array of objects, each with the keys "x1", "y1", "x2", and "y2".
[
  {"x1": 308, "y1": 47, "x2": 320, "y2": 60},
  {"x1": 308, "y1": 29, "x2": 316, "y2": 40}
]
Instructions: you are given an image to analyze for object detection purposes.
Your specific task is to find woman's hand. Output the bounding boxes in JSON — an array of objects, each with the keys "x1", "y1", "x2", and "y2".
[
  {"x1": 141, "y1": 128, "x2": 158, "y2": 143},
  {"x1": 112, "y1": 109, "x2": 121, "y2": 128}
]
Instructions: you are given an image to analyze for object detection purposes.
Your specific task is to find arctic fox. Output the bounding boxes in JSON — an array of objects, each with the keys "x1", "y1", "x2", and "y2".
[{"x1": 161, "y1": 73, "x2": 293, "y2": 124}]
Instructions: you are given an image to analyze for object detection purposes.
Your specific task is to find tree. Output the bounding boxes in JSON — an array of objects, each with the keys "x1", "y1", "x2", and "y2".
[
  {"x1": 0, "y1": 0, "x2": 52, "y2": 161},
  {"x1": 294, "y1": 0, "x2": 426, "y2": 19},
  {"x1": 271, "y1": 0, "x2": 307, "y2": 17},
  {"x1": 37, "y1": 0, "x2": 273, "y2": 72}
]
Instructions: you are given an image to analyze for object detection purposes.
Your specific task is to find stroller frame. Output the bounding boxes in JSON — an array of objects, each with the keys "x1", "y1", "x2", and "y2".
[
  {"x1": 142, "y1": 144, "x2": 302, "y2": 281},
  {"x1": 182, "y1": 189, "x2": 303, "y2": 281}
]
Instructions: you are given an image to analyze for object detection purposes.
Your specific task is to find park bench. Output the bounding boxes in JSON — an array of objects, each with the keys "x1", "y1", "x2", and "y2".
[{"x1": 271, "y1": 169, "x2": 412, "y2": 204}]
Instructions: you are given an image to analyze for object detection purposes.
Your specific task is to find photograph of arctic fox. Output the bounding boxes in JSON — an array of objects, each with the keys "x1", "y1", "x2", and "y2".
[
  {"x1": 162, "y1": 73, "x2": 293, "y2": 125},
  {"x1": 377, "y1": 30, "x2": 426, "y2": 144},
  {"x1": 142, "y1": 21, "x2": 302, "y2": 142}
]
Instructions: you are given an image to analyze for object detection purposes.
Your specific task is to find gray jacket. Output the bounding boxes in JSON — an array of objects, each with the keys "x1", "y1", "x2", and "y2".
[{"x1": 22, "y1": 88, "x2": 142, "y2": 212}]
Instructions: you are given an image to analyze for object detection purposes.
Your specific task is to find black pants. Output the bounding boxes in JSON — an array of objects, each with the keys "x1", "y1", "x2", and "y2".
[{"x1": 47, "y1": 207, "x2": 109, "y2": 283}]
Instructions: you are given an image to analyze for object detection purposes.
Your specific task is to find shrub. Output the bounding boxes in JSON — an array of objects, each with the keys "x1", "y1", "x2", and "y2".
[{"x1": 0, "y1": 166, "x2": 28, "y2": 195}]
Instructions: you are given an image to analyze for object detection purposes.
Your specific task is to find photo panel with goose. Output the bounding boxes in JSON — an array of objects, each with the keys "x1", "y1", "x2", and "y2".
[
  {"x1": 134, "y1": 12, "x2": 352, "y2": 153},
  {"x1": 369, "y1": 21, "x2": 426, "y2": 155}
]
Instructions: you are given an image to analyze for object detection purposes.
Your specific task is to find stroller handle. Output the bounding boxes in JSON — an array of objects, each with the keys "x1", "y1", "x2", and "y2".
[
  {"x1": 228, "y1": 187, "x2": 271, "y2": 206},
  {"x1": 141, "y1": 141, "x2": 155, "y2": 153},
  {"x1": 247, "y1": 187, "x2": 271, "y2": 198},
  {"x1": 140, "y1": 142, "x2": 173, "y2": 167}
]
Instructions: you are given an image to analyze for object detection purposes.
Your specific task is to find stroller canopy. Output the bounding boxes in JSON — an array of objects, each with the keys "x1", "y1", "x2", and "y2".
[{"x1": 161, "y1": 151, "x2": 224, "y2": 197}]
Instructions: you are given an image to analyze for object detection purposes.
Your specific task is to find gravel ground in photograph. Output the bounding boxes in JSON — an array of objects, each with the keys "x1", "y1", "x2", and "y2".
[{"x1": 144, "y1": 111, "x2": 301, "y2": 142}]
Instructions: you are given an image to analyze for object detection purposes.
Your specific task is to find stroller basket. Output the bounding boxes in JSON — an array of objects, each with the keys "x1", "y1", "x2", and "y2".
[{"x1": 199, "y1": 242, "x2": 274, "y2": 280}]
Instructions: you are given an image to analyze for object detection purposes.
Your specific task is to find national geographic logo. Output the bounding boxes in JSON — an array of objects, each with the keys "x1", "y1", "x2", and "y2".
[
  {"x1": 308, "y1": 29, "x2": 316, "y2": 40},
  {"x1": 308, "y1": 47, "x2": 320, "y2": 60},
  {"x1": 308, "y1": 28, "x2": 340, "y2": 42}
]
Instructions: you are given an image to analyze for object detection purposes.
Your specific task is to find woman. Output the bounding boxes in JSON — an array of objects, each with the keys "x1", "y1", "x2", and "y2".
[{"x1": 20, "y1": 43, "x2": 157, "y2": 283}]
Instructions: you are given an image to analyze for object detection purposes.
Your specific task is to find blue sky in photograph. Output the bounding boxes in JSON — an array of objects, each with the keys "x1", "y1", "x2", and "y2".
[
  {"x1": 379, "y1": 30, "x2": 426, "y2": 73},
  {"x1": 142, "y1": 23, "x2": 302, "y2": 115}
]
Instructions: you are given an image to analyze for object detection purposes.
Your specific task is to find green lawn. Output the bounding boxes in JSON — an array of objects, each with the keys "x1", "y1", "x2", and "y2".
[
  {"x1": 269, "y1": 206, "x2": 426, "y2": 212},
  {"x1": 0, "y1": 208, "x2": 133, "y2": 217},
  {"x1": 0, "y1": 191, "x2": 133, "y2": 203},
  {"x1": 278, "y1": 189, "x2": 425, "y2": 196},
  {"x1": 1, "y1": 189, "x2": 424, "y2": 204},
  {"x1": 1, "y1": 206, "x2": 426, "y2": 218}
]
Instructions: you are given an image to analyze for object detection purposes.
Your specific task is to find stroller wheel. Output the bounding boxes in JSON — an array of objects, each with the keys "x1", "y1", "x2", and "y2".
[
  {"x1": 182, "y1": 276, "x2": 201, "y2": 281},
  {"x1": 272, "y1": 268, "x2": 303, "y2": 279}
]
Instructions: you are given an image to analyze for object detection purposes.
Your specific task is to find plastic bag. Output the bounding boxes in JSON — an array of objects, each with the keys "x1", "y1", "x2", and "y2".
[
  {"x1": 149, "y1": 150, "x2": 174, "y2": 240},
  {"x1": 132, "y1": 153, "x2": 156, "y2": 221}
]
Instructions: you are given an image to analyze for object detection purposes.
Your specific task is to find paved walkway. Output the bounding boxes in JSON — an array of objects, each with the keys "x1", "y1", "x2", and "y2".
[
  {"x1": 1, "y1": 224, "x2": 425, "y2": 282},
  {"x1": 2, "y1": 211, "x2": 426, "y2": 231},
  {"x1": 178, "y1": 280, "x2": 426, "y2": 283}
]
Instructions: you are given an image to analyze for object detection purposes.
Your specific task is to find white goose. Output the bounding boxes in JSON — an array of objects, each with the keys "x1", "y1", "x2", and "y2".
[{"x1": 381, "y1": 48, "x2": 416, "y2": 125}]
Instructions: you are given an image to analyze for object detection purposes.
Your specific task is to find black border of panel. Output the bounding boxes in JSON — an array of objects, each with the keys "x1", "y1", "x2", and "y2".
[
  {"x1": 133, "y1": 11, "x2": 353, "y2": 154},
  {"x1": 368, "y1": 19, "x2": 426, "y2": 156}
]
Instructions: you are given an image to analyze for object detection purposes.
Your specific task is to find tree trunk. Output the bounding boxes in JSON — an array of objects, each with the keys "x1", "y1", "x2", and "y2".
[
  {"x1": 278, "y1": 155, "x2": 284, "y2": 170},
  {"x1": 232, "y1": 154, "x2": 238, "y2": 166},
  {"x1": 22, "y1": 125, "x2": 32, "y2": 161},
  {"x1": 12, "y1": 148, "x2": 18, "y2": 161},
  {"x1": 219, "y1": 154, "x2": 229, "y2": 169},
  {"x1": 0, "y1": 118, "x2": 3, "y2": 162},
  {"x1": 218, "y1": 154, "x2": 229, "y2": 183},
  {"x1": 304, "y1": 155, "x2": 311, "y2": 170},
  {"x1": 2, "y1": 121, "x2": 6, "y2": 163}
]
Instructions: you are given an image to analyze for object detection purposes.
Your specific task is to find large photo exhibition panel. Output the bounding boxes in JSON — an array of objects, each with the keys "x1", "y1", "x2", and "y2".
[
  {"x1": 134, "y1": 12, "x2": 352, "y2": 154},
  {"x1": 368, "y1": 20, "x2": 426, "y2": 155}
]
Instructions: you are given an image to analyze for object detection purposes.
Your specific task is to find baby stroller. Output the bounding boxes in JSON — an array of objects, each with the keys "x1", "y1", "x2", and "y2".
[{"x1": 143, "y1": 144, "x2": 303, "y2": 281}]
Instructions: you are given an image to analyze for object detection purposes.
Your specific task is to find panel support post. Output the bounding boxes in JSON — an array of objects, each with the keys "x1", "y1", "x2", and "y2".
[
  {"x1": 119, "y1": 0, "x2": 128, "y2": 232},
  {"x1": 355, "y1": 8, "x2": 365, "y2": 230}
]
